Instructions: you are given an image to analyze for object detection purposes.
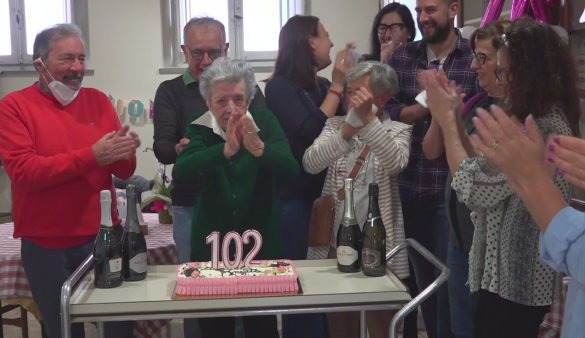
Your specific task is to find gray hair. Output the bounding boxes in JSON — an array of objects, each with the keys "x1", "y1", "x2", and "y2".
[
  {"x1": 199, "y1": 57, "x2": 257, "y2": 103},
  {"x1": 183, "y1": 17, "x2": 226, "y2": 45},
  {"x1": 33, "y1": 23, "x2": 84, "y2": 61},
  {"x1": 345, "y1": 61, "x2": 398, "y2": 97}
]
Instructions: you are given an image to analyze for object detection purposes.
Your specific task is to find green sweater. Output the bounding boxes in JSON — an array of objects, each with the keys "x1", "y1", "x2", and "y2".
[{"x1": 175, "y1": 108, "x2": 299, "y2": 262}]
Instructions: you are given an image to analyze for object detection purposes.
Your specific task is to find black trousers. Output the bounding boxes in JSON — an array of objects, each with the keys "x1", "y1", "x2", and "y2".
[
  {"x1": 474, "y1": 289, "x2": 548, "y2": 338},
  {"x1": 199, "y1": 315, "x2": 279, "y2": 338}
]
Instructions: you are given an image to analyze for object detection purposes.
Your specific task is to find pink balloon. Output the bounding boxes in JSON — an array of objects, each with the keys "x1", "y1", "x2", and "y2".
[
  {"x1": 480, "y1": 0, "x2": 506, "y2": 27},
  {"x1": 511, "y1": 0, "x2": 530, "y2": 19}
]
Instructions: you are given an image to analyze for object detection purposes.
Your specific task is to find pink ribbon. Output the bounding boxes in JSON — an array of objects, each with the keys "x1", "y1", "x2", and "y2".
[
  {"x1": 480, "y1": 0, "x2": 506, "y2": 27},
  {"x1": 510, "y1": 0, "x2": 555, "y2": 23},
  {"x1": 530, "y1": 0, "x2": 552, "y2": 23},
  {"x1": 511, "y1": 0, "x2": 530, "y2": 19}
]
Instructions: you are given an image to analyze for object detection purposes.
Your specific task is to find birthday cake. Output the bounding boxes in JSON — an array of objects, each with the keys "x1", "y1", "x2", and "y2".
[{"x1": 175, "y1": 260, "x2": 299, "y2": 296}]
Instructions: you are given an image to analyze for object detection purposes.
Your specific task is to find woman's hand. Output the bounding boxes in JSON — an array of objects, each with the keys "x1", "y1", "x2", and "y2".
[
  {"x1": 331, "y1": 43, "x2": 356, "y2": 90},
  {"x1": 547, "y1": 135, "x2": 585, "y2": 191},
  {"x1": 470, "y1": 106, "x2": 549, "y2": 190},
  {"x1": 470, "y1": 105, "x2": 569, "y2": 231},
  {"x1": 380, "y1": 41, "x2": 402, "y2": 64},
  {"x1": 224, "y1": 113, "x2": 242, "y2": 159},
  {"x1": 240, "y1": 115, "x2": 265, "y2": 157},
  {"x1": 351, "y1": 85, "x2": 376, "y2": 125}
]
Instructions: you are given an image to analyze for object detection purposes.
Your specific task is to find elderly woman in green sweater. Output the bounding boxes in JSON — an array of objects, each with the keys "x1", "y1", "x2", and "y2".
[{"x1": 175, "y1": 57, "x2": 299, "y2": 338}]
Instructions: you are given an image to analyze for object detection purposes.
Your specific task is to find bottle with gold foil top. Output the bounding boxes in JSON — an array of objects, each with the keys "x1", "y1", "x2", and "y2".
[{"x1": 336, "y1": 178, "x2": 362, "y2": 272}]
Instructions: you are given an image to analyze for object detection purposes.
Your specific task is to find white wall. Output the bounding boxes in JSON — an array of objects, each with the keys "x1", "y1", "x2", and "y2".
[{"x1": 0, "y1": 0, "x2": 379, "y2": 213}]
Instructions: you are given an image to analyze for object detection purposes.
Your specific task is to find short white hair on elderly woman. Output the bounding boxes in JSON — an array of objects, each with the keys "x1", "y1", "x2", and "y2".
[
  {"x1": 345, "y1": 61, "x2": 398, "y2": 98},
  {"x1": 199, "y1": 57, "x2": 257, "y2": 103}
]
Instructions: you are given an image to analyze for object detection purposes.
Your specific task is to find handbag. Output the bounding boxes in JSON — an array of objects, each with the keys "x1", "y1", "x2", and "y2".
[{"x1": 308, "y1": 144, "x2": 371, "y2": 247}]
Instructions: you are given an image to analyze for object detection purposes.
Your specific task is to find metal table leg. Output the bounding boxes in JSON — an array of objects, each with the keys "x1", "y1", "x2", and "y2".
[
  {"x1": 0, "y1": 299, "x2": 4, "y2": 338},
  {"x1": 60, "y1": 254, "x2": 93, "y2": 338},
  {"x1": 388, "y1": 239, "x2": 449, "y2": 338},
  {"x1": 97, "y1": 321, "x2": 105, "y2": 338},
  {"x1": 359, "y1": 310, "x2": 366, "y2": 338}
]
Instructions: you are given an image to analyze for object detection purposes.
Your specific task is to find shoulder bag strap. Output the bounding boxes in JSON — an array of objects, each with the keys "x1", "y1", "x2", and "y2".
[{"x1": 337, "y1": 144, "x2": 371, "y2": 200}]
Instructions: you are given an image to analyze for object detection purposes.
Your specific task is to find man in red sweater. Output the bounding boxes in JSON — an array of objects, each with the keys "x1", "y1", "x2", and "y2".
[{"x1": 0, "y1": 24, "x2": 139, "y2": 338}]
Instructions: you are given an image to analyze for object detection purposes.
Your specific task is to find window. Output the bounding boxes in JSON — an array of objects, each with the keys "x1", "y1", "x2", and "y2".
[
  {"x1": 0, "y1": 0, "x2": 89, "y2": 66},
  {"x1": 161, "y1": 0, "x2": 305, "y2": 69}
]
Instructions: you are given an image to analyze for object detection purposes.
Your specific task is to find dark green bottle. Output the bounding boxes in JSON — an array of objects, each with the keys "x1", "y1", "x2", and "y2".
[
  {"x1": 362, "y1": 183, "x2": 386, "y2": 276},
  {"x1": 122, "y1": 184, "x2": 148, "y2": 281},
  {"x1": 336, "y1": 178, "x2": 362, "y2": 272},
  {"x1": 94, "y1": 190, "x2": 123, "y2": 288}
]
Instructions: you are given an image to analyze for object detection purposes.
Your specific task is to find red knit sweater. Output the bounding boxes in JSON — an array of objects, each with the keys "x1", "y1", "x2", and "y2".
[{"x1": 0, "y1": 84, "x2": 136, "y2": 248}]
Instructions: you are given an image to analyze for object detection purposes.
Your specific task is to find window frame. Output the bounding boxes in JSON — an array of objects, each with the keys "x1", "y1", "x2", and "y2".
[
  {"x1": 0, "y1": 0, "x2": 89, "y2": 67},
  {"x1": 160, "y1": 0, "x2": 306, "y2": 71}
]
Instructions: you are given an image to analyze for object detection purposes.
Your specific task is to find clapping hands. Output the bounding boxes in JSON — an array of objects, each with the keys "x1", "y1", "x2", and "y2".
[
  {"x1": 92, "y1": 125, "x2": 141, "y2": 166},
  {"x1": 223, "y1": 112, "x2": 264, "y2": 159},
  {"x1": 332, "y1": 43, "x2": 357, "y2": 89},
  {"x1": 418, "y1": 69, "x2": 465, "y2": 129}
]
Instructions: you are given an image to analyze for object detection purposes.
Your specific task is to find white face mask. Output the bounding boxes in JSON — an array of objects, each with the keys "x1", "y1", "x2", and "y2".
[{"x1": 38, "y1": 59, "x2": 80, "y2": 106}]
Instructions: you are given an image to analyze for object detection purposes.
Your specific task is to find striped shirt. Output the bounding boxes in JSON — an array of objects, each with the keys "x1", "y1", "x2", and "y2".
[
  {"x1": 303, "y1": 113, "x2": 412, "y2": 279},
  {"x1": 386, "y1": 30, "x2": 480, "y2": 200}
]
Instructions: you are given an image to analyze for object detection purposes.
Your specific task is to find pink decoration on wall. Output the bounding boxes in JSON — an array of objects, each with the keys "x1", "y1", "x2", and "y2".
[{"x1": 481, "y1": 0, "x2": 506, "y2": 27}]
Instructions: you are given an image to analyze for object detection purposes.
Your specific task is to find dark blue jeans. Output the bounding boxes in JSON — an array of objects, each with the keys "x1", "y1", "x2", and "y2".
[
  {"x1": 172, "y1": 205, "x2": 202, "y2": 338},
  {"x1": 447, "y1": 241, "x2": 477, "y2": 338},
  {"x1": 21, "y1": 235, "x2": 134, "y2": 338},
  {"x1": 279, "y1": 197, "x2": 329, "y2": 338},
  {"x1": 402, "y1": 197, "x2": 452, "y2": 338}
]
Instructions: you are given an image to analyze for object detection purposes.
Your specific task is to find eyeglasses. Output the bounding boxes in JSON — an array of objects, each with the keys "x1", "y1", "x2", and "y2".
[
  {"x1": 472, "y1": 51, "x2": 487, "y2": 65},
  {"x1": 494, "y1": 67, "x2": 506, "y2": 81},
  {"x1": 377, "y1": 23, "x2": 405, "y2": 35},
  {"x1": 185, "y1": 46, "x2": 224, "y2": 61}
]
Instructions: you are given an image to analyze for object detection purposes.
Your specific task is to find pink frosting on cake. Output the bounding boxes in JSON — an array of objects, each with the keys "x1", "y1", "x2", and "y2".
[{"x1": 176, "y1": 260, "x2": 298, "y2": 296}]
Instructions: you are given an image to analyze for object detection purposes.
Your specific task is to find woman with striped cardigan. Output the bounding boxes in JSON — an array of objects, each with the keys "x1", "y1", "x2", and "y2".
[{"x1": 303, "y1": 61, "x2": 412, "y2": 338}]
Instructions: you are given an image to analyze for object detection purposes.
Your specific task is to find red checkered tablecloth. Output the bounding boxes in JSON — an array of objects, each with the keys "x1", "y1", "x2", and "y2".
[{"x1": 0, "y1": 213, "x2": 177, "y2": 338}]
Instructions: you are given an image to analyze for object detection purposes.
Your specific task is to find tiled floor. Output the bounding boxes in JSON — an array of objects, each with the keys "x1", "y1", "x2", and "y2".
[{"x1": 3, "y1": 307, "x2": 427, "y2": 338}]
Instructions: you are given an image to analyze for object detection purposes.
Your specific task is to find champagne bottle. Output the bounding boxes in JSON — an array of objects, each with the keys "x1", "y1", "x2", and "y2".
[
  {"x1": 336, "y1": 178, "x2": 362, "y2": 272},
  {"x1": 94, "y1": 190, "x2": 123, "y2": 288},
  {"x1": 362, "y1": 183, "x2": 386, "y2": 277},
  {"x1": 122, "y1": 184, "x2": 148, "y2": 281}
]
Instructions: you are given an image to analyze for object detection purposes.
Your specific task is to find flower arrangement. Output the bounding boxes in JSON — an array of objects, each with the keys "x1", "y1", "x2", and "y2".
[{"x1": 141, "y1": 163, "x2": 173, "y2": 223}]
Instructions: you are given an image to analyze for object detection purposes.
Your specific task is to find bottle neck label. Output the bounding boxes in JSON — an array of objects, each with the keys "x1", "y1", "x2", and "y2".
[
  {"x1": 368, "y1": 196, "x2": 381, "y2": 218},
  {"x1": 343, "y1": 186, "x2": 357, "y2": 222}
]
